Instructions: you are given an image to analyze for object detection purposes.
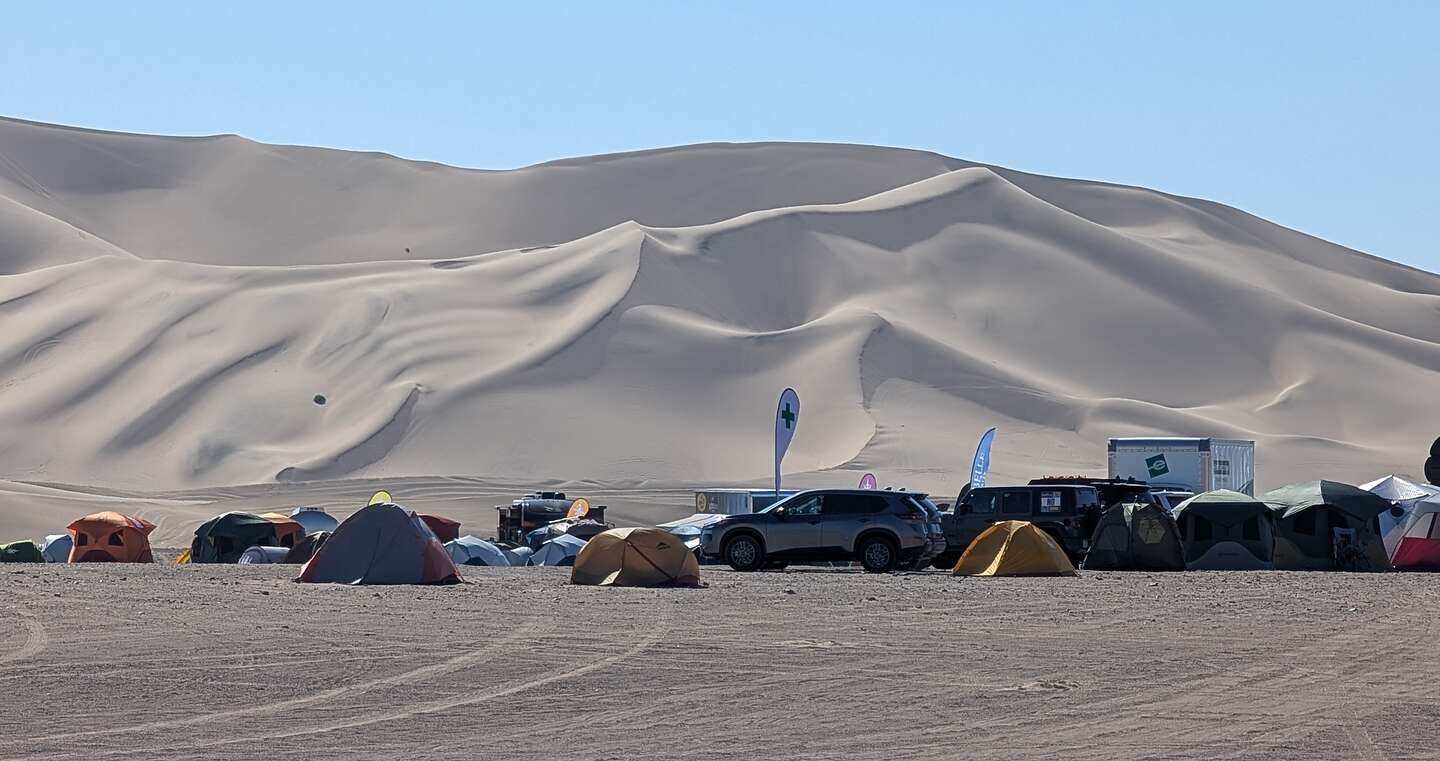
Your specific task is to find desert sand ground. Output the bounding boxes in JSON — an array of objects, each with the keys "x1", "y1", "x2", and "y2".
[{"x1": 3, "y1": 565, "x2": 1436, "y2": 761}]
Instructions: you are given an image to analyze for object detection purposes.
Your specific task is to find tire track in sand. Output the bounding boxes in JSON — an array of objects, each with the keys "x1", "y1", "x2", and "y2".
[
  {"x1": 0, "y1": 614, "x2": 47, "y2": 665},
  {"x1": 14, "y1": 616, "x2": 547, "y2": 749},
  {"x1": 75, "y1": 606, "x2": 672, "y2": 759}
]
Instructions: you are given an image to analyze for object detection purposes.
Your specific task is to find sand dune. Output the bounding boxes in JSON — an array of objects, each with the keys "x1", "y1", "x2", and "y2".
[{"x1": 1, "y1": 116, "x2": 1438, "y2": 529}]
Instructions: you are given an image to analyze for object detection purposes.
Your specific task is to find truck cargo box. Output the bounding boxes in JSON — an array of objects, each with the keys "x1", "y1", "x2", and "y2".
[{"x1": 1108, "y1": 438, "x2": 1255, "y2": 496}]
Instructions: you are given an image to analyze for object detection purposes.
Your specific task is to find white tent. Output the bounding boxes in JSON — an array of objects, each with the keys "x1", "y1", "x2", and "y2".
[
  {"x1": 529, "y1": 534, "x2": 586, "y2": 566},
  {"x1": 445, "y1": 535, "x2": 512, "y2": 567},
  {"x1": 289, "y1": 507, "x2": 340, "y2": 535},
  {"x1": 1392, "y1": 497, "x2": 1440, "y2": 570},
  {"x1": 41, "y1": 534, "x2": 72, "y2": 563},
  {"x1": 1362, "y1": 475, "x2": 1439, "y2": 558}
]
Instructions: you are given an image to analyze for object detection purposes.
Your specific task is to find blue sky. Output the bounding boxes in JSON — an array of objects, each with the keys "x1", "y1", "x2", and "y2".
[{"x1": 3, "y1": 2, "x2": 1436, "y2": 271}]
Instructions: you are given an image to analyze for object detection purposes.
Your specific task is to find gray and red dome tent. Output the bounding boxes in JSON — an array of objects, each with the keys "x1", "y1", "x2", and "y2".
[{"x1": 298, "y1": 503, "x2": 460, "y2": 585}]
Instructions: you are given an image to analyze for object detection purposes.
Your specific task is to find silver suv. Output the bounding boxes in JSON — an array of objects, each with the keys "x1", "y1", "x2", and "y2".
[{"x1": 698, "y1": 489, "x2": 946, "y2": 573}]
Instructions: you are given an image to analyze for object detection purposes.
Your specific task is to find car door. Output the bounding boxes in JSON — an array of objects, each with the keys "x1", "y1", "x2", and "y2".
[
  {"x1": 821, "y1": 494, "x2": 888, "y2": 558},
  {"x1": 957, "y1": 489, "x2": 1002, "y2": 545},
  {"x1": 766, "y1": 494, "x2": 824, "y2": 557}
]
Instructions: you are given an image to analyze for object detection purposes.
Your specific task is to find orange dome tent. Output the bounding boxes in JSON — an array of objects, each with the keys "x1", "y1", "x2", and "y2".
[{"x1": 67, "y1": 512, "x2": 156, "y2": 563}]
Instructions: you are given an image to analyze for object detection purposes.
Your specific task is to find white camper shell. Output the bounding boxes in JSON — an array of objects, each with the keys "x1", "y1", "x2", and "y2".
[{"x1": 1108, "y1": 438, "x2": 1256, "y2": 496}]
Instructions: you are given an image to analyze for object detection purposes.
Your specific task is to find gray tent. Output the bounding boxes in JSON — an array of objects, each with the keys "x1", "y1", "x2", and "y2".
[
  {"x1": 41, "y1": 534, "x2": 72, "y2": 563},
  {"x1": 1261, "y1": 481, "x2": 1390, "y2": 571},
  {"x1": 1082, "y1": 503, "x2": 1185, "y2": 571},
  {"x1": 1172, "y1": 490, "x2": 1275, "y2": 570},
  {"x1": 297, "y1": 503, "x2": 461, "y2": 585}
]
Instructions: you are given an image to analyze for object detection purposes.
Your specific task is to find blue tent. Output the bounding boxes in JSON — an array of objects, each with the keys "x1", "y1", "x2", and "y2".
[
  {"x1": 529, "y1": 534, "x2": 586, "y2": 566},
  {"x1": 445, "y1": 535, "x2": 512, "y2": 567}
]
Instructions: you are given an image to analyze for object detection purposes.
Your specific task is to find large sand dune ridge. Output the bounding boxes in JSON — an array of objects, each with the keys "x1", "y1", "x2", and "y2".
[{"x1": 1, "y1": 115, "x2": 1436, "y2": 509}]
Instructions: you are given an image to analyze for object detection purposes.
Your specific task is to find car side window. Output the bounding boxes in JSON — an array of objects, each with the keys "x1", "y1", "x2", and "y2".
[
  {"x1": 786, "y1": 495, "x2": 823, "y2": 517},
  {"x1": 1002, "y1": 491, "x2": 1031, "y2": 516},
  {"x1": 967, "y1": 492, "x2": 998, "y2": 514},
  {"x1": 823, "y1": 495, "x2": 889, "y2": 516}
]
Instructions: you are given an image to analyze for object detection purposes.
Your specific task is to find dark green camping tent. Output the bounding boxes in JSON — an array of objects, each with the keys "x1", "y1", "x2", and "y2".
[
  {"x1": 190, "y1": 512, "x2": 286, "y2": 564},
  {"x1": 1173, "y1": 491, "x2": 1275, "y2": 570},
  {"x1": 1261, "y1": 481, "x2": 1390, "y2": 571},
  {"x1": 0, "y1": 540, "x2": 44, "y2": 563},
  {"x1": 1082, "y1": 503, "x2": 1185, "y2": 571}
]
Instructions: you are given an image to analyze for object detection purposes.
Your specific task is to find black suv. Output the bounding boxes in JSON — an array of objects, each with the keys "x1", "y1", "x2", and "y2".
[
  {"x1": 934, "y1": 484, "x2": 1103, "y2": 568},
  {"x1": 699, "y1": 489, "x2": 946, "y2": 573}
]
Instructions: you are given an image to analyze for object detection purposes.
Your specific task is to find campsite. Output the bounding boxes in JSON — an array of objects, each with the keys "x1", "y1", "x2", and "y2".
[{"x1": 5, "y1": 467, "x2": 1440, "y2": 759}]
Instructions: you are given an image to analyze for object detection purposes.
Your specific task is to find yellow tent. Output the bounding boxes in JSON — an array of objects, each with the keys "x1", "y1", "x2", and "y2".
[
  {"x1": 952, "y1": 520, "x2": 1077, "y2": 577},
  {"x1": 571, "y1": 527, "x2": 701, "y2": 587}
]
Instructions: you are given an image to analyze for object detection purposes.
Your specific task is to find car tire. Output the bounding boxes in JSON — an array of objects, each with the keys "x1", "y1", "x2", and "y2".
[
  {"x1": 723, "y1": 534, "x2": 765, "y2": 572},
  {"x1": 857, "y1": 535, "x2": 899, "y2": 573}
]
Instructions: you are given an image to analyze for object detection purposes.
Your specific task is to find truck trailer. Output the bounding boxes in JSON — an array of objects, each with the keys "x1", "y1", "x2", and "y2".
[{"x1": 1107, "y1": 438, "x2": 1255, "y2": 496}]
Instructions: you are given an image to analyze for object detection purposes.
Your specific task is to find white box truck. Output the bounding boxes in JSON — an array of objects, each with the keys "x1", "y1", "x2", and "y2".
[{"x1": 1107, "y1": 438, "x2": 1255, "y2": 496}]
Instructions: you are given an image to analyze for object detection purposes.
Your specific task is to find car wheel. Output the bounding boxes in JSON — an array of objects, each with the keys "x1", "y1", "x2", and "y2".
[
  {"x1": 724, "y1": 534, "x2": 764, "y2": 572},
  {"x1": 857, "y1": 536, "x2": 899, "y2": 573}
]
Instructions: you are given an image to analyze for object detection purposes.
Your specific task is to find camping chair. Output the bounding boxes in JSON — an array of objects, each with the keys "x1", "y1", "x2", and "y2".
[{"x1": 1332, "y1": 527, "x2": 1365, "y2": 571}]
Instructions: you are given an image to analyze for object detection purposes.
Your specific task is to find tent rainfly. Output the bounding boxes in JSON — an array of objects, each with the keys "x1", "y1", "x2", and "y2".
[{"x1": 952, "y1": 521, "x2": 1076, "y2": 577}]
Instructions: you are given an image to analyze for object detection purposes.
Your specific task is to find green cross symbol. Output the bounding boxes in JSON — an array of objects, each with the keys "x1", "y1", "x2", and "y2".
[{"x1": 781, "y1": 403, "x2": 795, "y2": 430}]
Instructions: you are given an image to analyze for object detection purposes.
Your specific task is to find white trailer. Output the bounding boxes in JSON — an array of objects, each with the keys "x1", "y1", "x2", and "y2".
[{"x1": 1107, "y1": 438, "x2": 1255, "y2": 496}]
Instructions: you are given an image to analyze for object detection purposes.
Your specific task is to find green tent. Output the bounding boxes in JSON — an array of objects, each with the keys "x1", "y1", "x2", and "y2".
[
  {"x1": 1172, "y1": 490, "x2": 1275, "y2": 570},
  {"x1": 1, "y1": 540, "x2": 45, "y2": 563},
  {"x1": 190, "y1": 512, "x2": 284, "y2": 564},
  {"x1": 1082, "y1": 503, "x2": 1185, "y2": 571},
  {"x1": 1260, "y1": 481, "x2": 1389, "y2": 571}
]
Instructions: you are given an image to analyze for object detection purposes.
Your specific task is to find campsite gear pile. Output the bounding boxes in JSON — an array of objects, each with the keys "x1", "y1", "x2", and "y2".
[{"x1": 495, "y1": 493, "x2": 607, "y2": 545}]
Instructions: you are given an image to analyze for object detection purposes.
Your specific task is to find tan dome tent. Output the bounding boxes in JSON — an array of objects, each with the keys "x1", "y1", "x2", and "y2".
[
  {"x1": 952, "y1": 521, "x2": 1076, "y2": 577},
  {"x1": 298, "y1": 503, "x2": 461, "y2": 585},
  {"x1": 1172, "y1": 491, "x2": 1274, "y2": 570},
  {"x1": 1082, "y1": 503, "x2": 1185, "y2": 571},
  {"x1": 571, "y1": 527, "x2": 701, "y2": 587},
  {"x1": 1261, "y1": 481, "x2": 1390, "y2": 571}
]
